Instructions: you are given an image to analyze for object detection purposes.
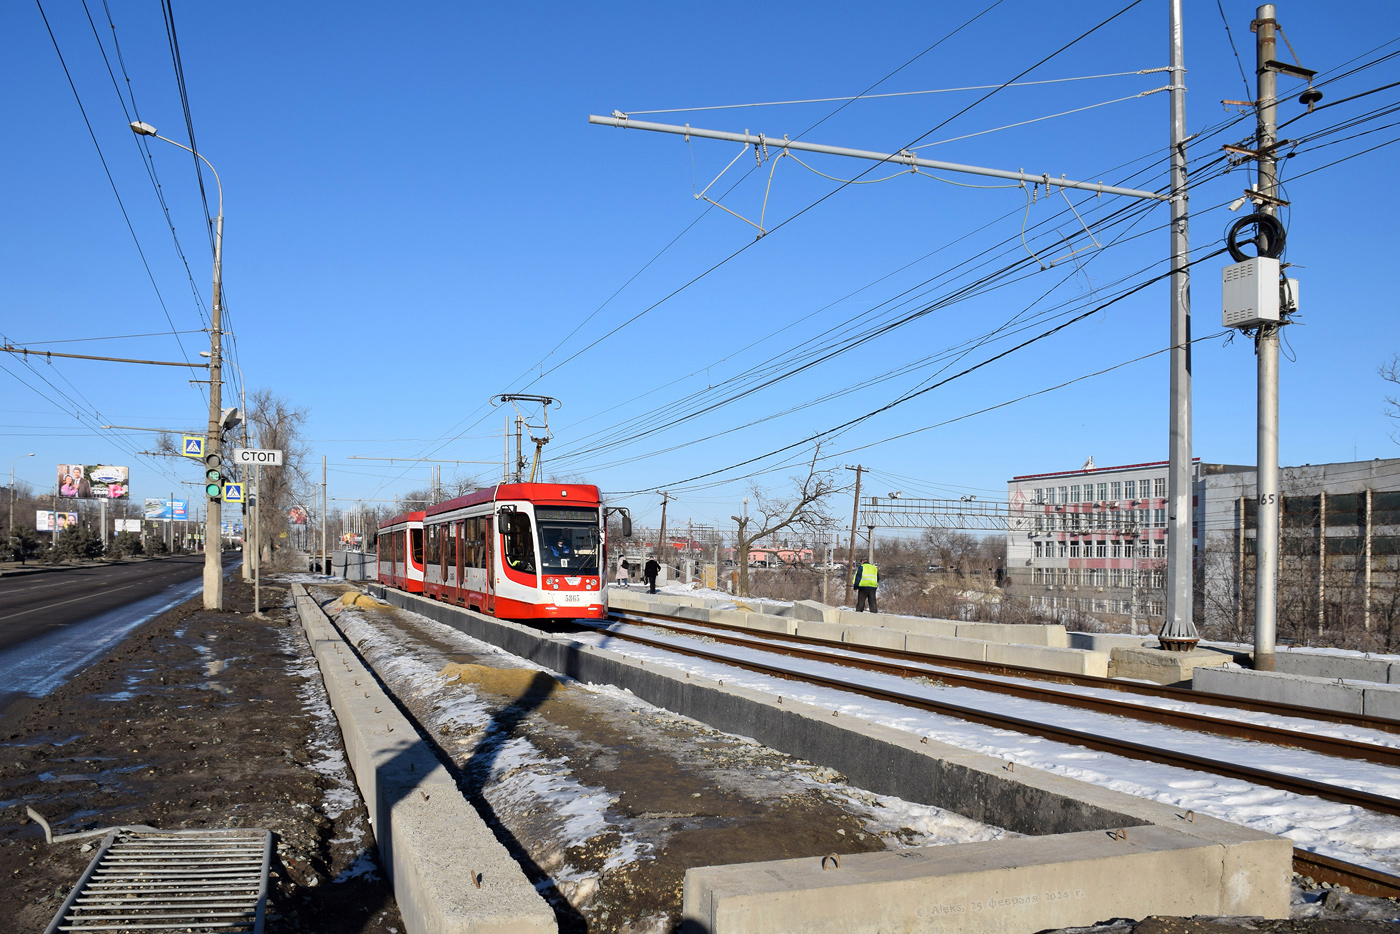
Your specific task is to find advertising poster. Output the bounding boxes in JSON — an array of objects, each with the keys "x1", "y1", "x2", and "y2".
[
  {"x1": 143, "y1": 498, "x2": 189, "y2": 521},
  {"x1": 57, "y1": 464, "x2": 130, "y2": 499},
  {"x1": 115, "y1": 519, "x2": 142, "y2": 533},
  {"x1": 37, "y1": 511, "x2": 78, "y2": 532},
  {"x1": 287, "y1": 506, "x2": 308, "y2": 525}
]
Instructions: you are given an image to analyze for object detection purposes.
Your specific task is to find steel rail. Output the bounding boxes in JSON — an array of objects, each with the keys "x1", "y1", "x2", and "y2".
[
  {"x1": 604, "y1": 611, "x2": 1400, "y2": 767},
  {"x1": 586, "y1": 619, "x2": 1400, "y2": 818},
  {"x1": 613, "y1": 607, "x2": 1400, "y2": 734}
]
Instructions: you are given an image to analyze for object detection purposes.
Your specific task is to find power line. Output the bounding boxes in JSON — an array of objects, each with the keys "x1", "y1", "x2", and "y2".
[{"x1": 34, "y1": 0, "x2": 202, "y2": 390}]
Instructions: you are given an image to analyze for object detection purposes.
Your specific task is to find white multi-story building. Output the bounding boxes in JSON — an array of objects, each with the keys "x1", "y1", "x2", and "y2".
[
  {"x1": 1006, "y1": 456, "x2": 1400, "y2": 636},
  {"x1": 1005, "y1": 459, "x2": 1214, "y2": 626}
]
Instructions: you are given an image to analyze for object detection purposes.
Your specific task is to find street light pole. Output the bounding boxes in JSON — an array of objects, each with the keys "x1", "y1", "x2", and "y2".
[
  {"x1": 131, "y1": 121, "x2": 225, "y2": 610},
  {"x1": 9, "y1": 453, "x2": 34, "y2": 554}
]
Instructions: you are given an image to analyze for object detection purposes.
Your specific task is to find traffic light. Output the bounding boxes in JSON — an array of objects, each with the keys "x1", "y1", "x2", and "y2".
[{"x1": 204, "y1": 452, "x2": 223, "y2": 502}]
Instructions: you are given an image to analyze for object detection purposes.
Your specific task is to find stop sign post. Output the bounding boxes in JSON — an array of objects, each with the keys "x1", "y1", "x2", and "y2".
[{"x1": 234, "y1": 449, "x2": 282, "y2": 618}]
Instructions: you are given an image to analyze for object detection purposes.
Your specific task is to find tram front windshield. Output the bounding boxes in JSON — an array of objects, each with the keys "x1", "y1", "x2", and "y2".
[{"x1": 535, "y1": 506, "x2": 601, "y2": 574}]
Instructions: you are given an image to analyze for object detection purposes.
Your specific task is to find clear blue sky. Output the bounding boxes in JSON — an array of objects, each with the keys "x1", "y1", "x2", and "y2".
[{"x1": 4, "y1": 0, "x2": 1398, "y2": 533}]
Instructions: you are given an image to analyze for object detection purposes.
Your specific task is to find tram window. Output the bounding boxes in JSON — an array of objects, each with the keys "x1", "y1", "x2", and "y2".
[
  {"x1": 446, "y1": 523, "x2": 457, "y2": 567},
  {"x1": 473, "y1": 517, "x2": 487, "y2": 568},
  {"x1": 425, "y1": 525, "x2": 439, "y2": 564},
  {"x1": 411, "y1": 529, "x2": 423, "y2": 566},
  {"x1": 536, "y1": 506, "x2": 601, "y2": 574},
  {"x1": 502, "y1": 513, "x2": 536, "y2": 573},
  {"x1": 465, "y1": 517, "x2": 479, "y2": 568}
]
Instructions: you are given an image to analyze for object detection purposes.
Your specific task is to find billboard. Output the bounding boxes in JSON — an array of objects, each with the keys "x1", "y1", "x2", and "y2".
[
  {"x1": 114, "y1": 519, "x2": 142, "y2": 533},
  {"x1": 37, "y1": 511, "x2": 78, "y2": 532},
  {"x1": 58, "y1": 464, "x2": 129, "y2": 499},
  {"x1": 287, "y1": 506, "x2": 308, "y2": 525},
  {"x1": 144, "y1": 498, "x2": 188, "y2": 521}
]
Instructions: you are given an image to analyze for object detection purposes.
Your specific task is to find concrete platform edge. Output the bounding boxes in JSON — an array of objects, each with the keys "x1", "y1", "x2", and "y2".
[{"x1": 292, "y1": 584, "x2": 556, "y2": 934}]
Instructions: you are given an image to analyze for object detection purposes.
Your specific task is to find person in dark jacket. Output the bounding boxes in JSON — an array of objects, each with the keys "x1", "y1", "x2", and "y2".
[
  {"x1": 643, "y1": 556, "x2": 660, "y2": 593},
  {"x1": 852, "y1": 560, "x2": 879, "y2": 612}
]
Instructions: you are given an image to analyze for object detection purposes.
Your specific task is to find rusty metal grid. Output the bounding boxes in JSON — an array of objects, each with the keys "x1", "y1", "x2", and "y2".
[{"x1": 44, "y1": 828, "x2": 271, "y2": 933}]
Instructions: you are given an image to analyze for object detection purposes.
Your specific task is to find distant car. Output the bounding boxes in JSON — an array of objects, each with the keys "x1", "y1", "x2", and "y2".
[{"x1": 926, "y1": 564, "x2": 944, "y2": 572}]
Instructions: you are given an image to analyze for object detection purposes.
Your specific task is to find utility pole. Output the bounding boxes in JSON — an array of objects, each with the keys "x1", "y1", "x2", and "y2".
[
  {"x1": 1160, "y1": 0, "x2": 1199, "y2": 652},
  {"x1": 1252, "y1": 4, "x2": 1283, "y2": 670},
  {"x1": 321, "y1": 455, "x2": 328, "y2": 576},
  {"x1": 515, "y1": 416, "x2": 524, "y2": 483},
  {"x1": 845, "y1": 465, "x2": 863, "y2": 607},
  {"x1": 657, "y1": 492, "x2": 669, "y2": 573}
]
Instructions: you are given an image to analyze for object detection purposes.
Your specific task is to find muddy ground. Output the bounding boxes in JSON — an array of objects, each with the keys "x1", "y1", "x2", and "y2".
[{"x1": 0, "y1": 574, "x2": 401, "y2": 934}]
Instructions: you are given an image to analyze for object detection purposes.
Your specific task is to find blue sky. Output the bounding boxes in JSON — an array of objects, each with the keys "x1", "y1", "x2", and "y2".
[{"x1": 4, "y1": 0, "x2": 1398, "y2": 533}]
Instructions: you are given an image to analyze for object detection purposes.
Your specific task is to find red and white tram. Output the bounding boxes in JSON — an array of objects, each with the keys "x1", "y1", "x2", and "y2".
[
  {"x1": 376, "y1": 511, "x2": 425, "y2": 594},
  {"x1": 417, "y1": 482, "x2": 606, "y2": 621}
]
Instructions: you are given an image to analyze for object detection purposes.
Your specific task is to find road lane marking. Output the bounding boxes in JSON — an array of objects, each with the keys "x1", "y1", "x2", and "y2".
[{"x1": 0, "y1": 584, "x2": 137, "y2": 622}]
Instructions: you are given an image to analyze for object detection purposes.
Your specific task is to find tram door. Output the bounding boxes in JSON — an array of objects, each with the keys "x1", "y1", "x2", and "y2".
[
  {"x1": 455, "y1": 520, "x2": 466, "y2": 605},
  {"x1": 484, "y1": 517, "x2": 495, "y2": 614}
]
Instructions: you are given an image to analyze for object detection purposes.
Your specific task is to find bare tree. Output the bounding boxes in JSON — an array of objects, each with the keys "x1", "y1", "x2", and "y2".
[
  {"x1": 246, "y1": 390, "x2": 311, "y2": 569},
  {"x1": 1383, "y1": 353, "x2": 1400, "y2": 444},
  {"x1": 730, "y1": 448, "x2": 837, "y2": 597}
]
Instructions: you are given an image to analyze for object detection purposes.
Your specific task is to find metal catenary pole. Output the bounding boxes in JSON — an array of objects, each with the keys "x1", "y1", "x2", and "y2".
[
  {"x1": 1159, "y1": 0, "x2": 1199, "y2": 651},
  {"x1": 1253, "y1": 3, "x2": 1282, "y2": 670},
  {"x1": 203, "y1": 210, "x2": 225, "y2": 609},
  {"x1": 321, "y1": 455, "x2": 328, "y2": 576},
  {"x1": 254, "y1": 463, "x2": 261, "y2": 616},
  {"x1": 845, "y1": 465, "x2": 863, "y2": 607},
  {"x1": 657, "y1": 491, "x2": 669, "y2": 571}
]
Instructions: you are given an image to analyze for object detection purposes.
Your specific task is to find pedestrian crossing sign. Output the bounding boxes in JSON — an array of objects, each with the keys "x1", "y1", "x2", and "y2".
[
  {"x1": 223, "y1": 482, "x2": 244, "y2": 504},
  {"x1": 182, "y1": 435, "x2": 204, "y2": 458}
]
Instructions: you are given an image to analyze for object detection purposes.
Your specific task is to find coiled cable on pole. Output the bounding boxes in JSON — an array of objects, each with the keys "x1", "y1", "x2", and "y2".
[{"x1": 1226, "y1": 212, "x2": 1287, "y2": 261}]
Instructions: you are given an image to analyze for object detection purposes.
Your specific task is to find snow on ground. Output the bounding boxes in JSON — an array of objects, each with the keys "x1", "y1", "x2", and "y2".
[
  {"x1": 325, "y1": 597, "x2": 1009, "y2": 889},
  {"x1": 276, "y1": 601, "x2": 379, "y2": 883},
  {"x1": 576, "y1": 618, "x2": 1400, "y2": 876}
]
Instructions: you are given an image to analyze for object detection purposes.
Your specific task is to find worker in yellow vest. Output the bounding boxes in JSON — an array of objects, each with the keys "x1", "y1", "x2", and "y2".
[{"x1": 852, "y1": 560, "x2": 879, "y2": 612}]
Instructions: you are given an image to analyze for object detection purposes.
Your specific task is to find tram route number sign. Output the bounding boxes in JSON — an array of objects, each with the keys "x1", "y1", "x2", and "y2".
[{"x1": 234, "y1": 447, "x2": 283, "y2": 466}]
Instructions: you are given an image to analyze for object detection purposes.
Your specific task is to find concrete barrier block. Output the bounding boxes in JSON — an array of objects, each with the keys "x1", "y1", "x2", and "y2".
[
  {"x1": 671, "y1": 605, "x2": 713, "y2": 623},
  {"x1": 606, "y1": 589, "x2": 649, "y2": 611},
  {"x1": 792, "y1": 600, "x2": 835, "y2": 622},
  {"x1": 987, "y1": 642, "x2": 1109, "y2": 677},
  {"x1": 904, "y1": 633, "x2": 988, "y2": 662},
  {"x1": 896, "y1": 617, "x2": 960, "y2": 638},
  {"x1": 956, "y1": 622, "x2": 1069, "y2": 648},
  {"x1": 1362, "y1": 683, "x2": 1400, "y2": 720},
  {"x1": 844, "y1": 625, "x2": 907, "y2": 651},
  {"x1": 794, "y1": 619, "x2": 847, "y2": 643},
  {"x1": 1193, "y1": 666, "x2": 1365, "y2": 714},
  {"x1": 708, "y1": 607, "x2": 756, "y2": 629},
  {"x1": 1272, "y1": 651, "x2": 1393, "y2": 685},
  {"x1": 682, "y1": 824, "x2": 1290, "y2": 934},
  {"x1": 1069, "y1": 633, "x2": 1155, "y2": 653},
  {"x1": 293, "y1": 588, "x2": 555, "y2": 934},
  {"x1": 744, "y1": 613, "x2": 799, "y2": 635}
]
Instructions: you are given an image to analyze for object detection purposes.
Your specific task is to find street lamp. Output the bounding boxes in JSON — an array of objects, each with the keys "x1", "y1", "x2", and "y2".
[
  {"x1": 10, "y1": 452, "x2": 35, "y2": 554},
  {"x1": 132, "y1": 120, "x2": 226, "y2": 610}
]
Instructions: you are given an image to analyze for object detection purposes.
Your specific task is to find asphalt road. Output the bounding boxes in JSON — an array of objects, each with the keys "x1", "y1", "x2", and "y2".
[{"x1": 0, "y1": 554, "x2": 235, "y2": 654}]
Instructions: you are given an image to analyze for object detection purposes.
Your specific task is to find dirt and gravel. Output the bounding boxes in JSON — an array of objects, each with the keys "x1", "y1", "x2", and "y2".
[
  {"x1": 0, "y1": 574, "x2": 401, "y2": 934},
  {"x1": 2, "y1": 570, "x2": 1398, "y2": 934}
]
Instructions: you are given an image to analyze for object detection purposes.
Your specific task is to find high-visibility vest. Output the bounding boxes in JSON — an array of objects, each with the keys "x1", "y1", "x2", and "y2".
[{"x1": 856, "y1": 562, "x2": 878, "y2": 588}]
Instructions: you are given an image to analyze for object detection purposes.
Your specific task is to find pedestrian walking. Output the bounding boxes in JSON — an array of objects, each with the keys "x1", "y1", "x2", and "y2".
[
  {"x1": 643, "y1": 556, "x2": 660, "y2": 594},
  {"x1": 852, "y1": 559, "x2": 879, "y2": 612},
  {"x1": 617, "y1": 557, "x2": 631, "y2": 587}
]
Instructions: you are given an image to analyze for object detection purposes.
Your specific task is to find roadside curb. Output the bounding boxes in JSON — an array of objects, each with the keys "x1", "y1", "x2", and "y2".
[{"x1": 290, "y1": 583, "x2": 556, "y2": 934}]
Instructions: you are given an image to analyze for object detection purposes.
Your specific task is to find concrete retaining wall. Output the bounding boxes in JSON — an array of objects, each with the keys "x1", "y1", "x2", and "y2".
[
  {"x1": 612, "y1": 594, "x2": 1105, "y2": 675},
  {"x1": 1271, "y1": 651, "x2": 1400, "y2": 685},
  {"x1": 1193, "y1": 665, "x2": 1400, "y2": 720},
  {"x1": 292, "y1": 586, "x2": 556, "y2": 934},
  {"x1": 683, "y1": 823, "x2": 1287, "y2": 934},
  {"x1": 370, "y1": 586, "x2": 1289, "y2": 934}
]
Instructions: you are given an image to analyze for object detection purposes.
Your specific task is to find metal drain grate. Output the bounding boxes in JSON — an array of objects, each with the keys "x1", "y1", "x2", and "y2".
[{"x1": 45, "y1": 828, "x2": 272, "y2": 933}]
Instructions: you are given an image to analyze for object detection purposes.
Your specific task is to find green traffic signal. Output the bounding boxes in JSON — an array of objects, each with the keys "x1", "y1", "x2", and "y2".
[{"x1": 206, "y1": 482, "x2": 223, "y2": 500}]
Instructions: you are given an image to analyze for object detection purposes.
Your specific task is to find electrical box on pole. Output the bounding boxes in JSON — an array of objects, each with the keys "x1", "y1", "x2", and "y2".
[{"x1": 1222, "y1": 257, "x2": 1300, "y2": 329}]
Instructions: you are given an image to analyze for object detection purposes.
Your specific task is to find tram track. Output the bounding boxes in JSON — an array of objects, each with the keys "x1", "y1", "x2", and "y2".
[
  {"x1": 582, "y1": 608, "x2": 1400, "y2": 899},
  {"x1": 605, "y1": 609, "x2": 1400, "y2": 768}
]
